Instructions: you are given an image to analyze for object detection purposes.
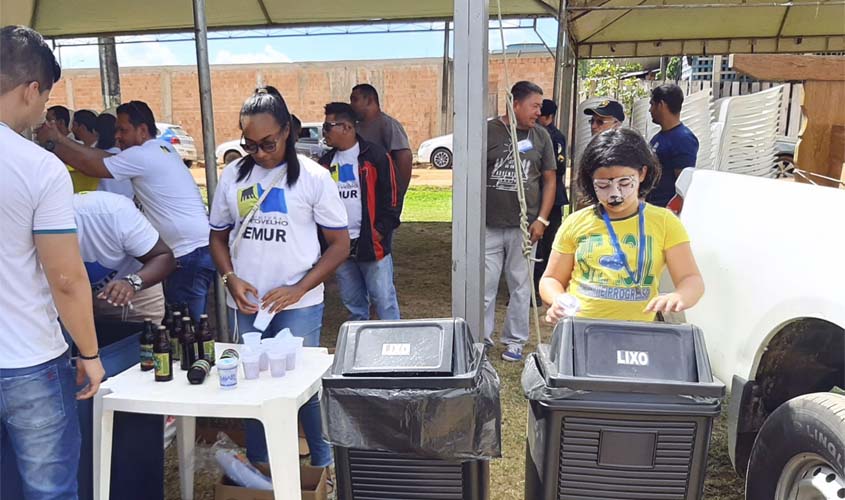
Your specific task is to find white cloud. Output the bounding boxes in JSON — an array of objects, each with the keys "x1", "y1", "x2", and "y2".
[
  {"x1": 213, "y1": 44, "x2": 291, "y2": 65},
  {"x1": 54, "y1": 38, "x2": 99, "y2": 69},
  {"x1": 117, "y1": 41, "x2": 181, "y2": 67}
]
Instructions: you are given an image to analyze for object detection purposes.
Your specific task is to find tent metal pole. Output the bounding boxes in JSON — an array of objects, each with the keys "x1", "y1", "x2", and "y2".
[
  {"x1": 440, "y1": 21, "x2": 451, "y2": 136},
  {"x1": 98, "y1": 37, "x2": 121, "y2": 110},
  {"x1": 191, "y1": 0, "x2": 228, "y2": 338},
  {"x1": 552, "y1": 0, "x2": 566, "y2": 114},
  {"x1": 452, "y1": 0, "x2": 488, "y2": 341},
  {"x1": 568, "y1": 51, "x2": 580, "y2": 209}
]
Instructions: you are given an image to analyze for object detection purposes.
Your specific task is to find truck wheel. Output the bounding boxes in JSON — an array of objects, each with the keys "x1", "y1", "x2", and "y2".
[{"x1": 746, "y1": 392, "x2": 845, "y2": 500}]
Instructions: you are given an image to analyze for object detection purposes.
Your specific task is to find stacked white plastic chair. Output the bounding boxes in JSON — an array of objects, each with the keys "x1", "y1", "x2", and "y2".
[
  {"x1": 712, "y1": 85, "x2": 785, "y2": 177},
  {"x1": 573, "y1": 96, "x2": 611, "y2": 171},
  {"x1": 679, "y1": 88, "x2": 715, "y2": 170},
  {"x1": 629, "y1": 97, "x2": 659, "y2": 140}
]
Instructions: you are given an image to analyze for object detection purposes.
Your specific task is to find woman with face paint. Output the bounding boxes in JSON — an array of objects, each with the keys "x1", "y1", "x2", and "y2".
[{"x1": 540, "y1": 128, "x2": 704, "y2": 323}]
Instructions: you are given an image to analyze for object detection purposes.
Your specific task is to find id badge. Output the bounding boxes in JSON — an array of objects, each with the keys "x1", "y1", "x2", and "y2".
[{"x1": 517, "y1": 139, "x2": 533, "y2": 153}]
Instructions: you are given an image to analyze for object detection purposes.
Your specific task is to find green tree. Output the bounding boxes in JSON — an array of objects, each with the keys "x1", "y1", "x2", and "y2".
[{"x1": 581, "y1": 59, "x2": 650, "y2": 118}]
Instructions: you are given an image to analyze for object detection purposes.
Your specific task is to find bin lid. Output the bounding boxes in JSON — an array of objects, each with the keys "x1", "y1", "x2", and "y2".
[
  {"x1": 335, "y1": 319, "x2": 473, "y2": 377},
  {"x1": 544, "y1": 318, "x2": 724, "y2": 398}
]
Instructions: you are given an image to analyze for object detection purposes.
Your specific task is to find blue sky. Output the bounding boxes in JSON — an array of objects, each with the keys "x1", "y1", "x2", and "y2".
[{"x1": 53, "y1": 19, "x2": 559, "y2": 68}]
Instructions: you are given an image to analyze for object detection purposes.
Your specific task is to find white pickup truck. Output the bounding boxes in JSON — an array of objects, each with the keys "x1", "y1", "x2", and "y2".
[{"x1": 677, "y1": 168, "x2": 845, "y2": 499}]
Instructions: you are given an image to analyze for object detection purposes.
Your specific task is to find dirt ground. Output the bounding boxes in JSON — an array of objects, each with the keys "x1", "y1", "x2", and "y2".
[{"x1": 162, "y1": 217, "x2": 744, "y2": 500}]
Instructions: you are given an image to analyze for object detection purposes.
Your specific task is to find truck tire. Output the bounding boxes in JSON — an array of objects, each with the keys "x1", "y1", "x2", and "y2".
[{"x1": 746, "y1": 392, "x2": 845, "y2": 500}]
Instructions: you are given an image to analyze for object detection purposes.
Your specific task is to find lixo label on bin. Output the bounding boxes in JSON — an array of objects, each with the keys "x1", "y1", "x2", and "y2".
[
  {"x1": 616, "y1": 350, "x2": 650, "y2": 366},
  {"x1": 382, "y1": 343, "x2": 411, "y2": 356}
]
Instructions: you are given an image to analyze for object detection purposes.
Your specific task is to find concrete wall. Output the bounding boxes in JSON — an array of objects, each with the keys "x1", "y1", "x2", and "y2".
[{"x1": 49, "y1": 54, "x2": 555, "y2": 157}]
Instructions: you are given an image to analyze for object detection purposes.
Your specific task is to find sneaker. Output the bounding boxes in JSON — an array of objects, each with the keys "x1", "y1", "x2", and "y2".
[{"x1": 501, "y1": 344, "x2": 523, "y2": 362}]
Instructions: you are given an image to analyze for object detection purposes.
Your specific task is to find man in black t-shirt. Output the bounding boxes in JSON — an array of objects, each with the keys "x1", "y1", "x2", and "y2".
[{"x1": 534, "y1": 99, "x2": 568, "y2": 294}]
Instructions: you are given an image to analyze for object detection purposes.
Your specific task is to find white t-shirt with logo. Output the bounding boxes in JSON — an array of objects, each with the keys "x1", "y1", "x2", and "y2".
[
  {"x1": 73, "y1": 191, "x2": 159, "y2": 294},
  {"x1": 330, "y1": 143, "x2": 362, "y2": 239},
  {"x1": 0, "y1": 123, "x2": 77, "y2": 368},
  {"x1": 97, "y1": 147, "x2": 135, "y2": 199},
  {"x1": 103, "y1": 139, "x2": 208, "y2": 257},
  {"x1": 209, "y1": 156, "x2": 348, "y2": 310}
]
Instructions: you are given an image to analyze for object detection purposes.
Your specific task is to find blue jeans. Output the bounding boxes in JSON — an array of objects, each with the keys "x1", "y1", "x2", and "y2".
[
  {"x1": 229, "y1": 304, "x2": 332, "y2": 467},
  {"x1": 0, "y1": 352, "x2": 80, "y2": 500},
  {"x1": 165, "y1": 245, "x2": 215, "y2": 321},
  {"x1": 335, "y1": 255, "x2": 400, "y2": 321}
]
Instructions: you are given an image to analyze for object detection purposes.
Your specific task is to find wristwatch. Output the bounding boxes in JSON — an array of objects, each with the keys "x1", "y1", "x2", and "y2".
[
  {"x1": 123, "y1": 274, "x2": 143, "y2": 292},
  {"x1": 44, "y1": 140, "x2": 56, "y2": 152},
  {"x1": 536, "y1": 216, "x2": 551, "y2": 227}
]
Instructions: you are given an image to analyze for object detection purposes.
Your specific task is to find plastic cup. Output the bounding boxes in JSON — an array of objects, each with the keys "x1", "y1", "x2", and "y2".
[
  {"x1": 291, "y1": 337, "x2": 304, "y2": 367},
  {"x1": 242, "y1": 331, "x2": 262, "y2": 347},
  {"x1": 267, "y1": 348, "x2": 287, "y2": 378},
  {"x1": 555, "y1": 293, "x2": 581, "y2": 317},
  {"x1": 217, "y1": 357, "x2": 239, "y2": 390},
  {"x1": 240, "y1": 347, "x2": 260, "y2": 380},
  {"x1": 282, "y1": 341, "x2": 296, "y2": 371},
  {"x1": 260, "y1": 338, "x2": 278, "y2": 372}
]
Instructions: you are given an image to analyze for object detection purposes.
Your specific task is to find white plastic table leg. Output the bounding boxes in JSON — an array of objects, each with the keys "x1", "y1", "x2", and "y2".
[
  {"x1": 95, "y1": 406, "x2": 115, "y2": 500},
  {"x1": 262, "y1": 400, "x2": 301, "y2": 499},
  {"x1": 175, "y1": 415, "x2": 196, "y2": 500}
]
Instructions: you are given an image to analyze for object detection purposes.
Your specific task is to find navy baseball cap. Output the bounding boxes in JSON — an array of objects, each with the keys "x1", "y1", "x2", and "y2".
[
  {"x1": 541, "y1": 99, "x2": 558, "y2": 117},
  {"x1": 584, "y1": 99, "x2": 625, "y2": 122}
]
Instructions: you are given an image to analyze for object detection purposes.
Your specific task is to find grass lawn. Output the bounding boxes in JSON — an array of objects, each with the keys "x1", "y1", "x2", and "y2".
[{"x1": 165, "y1": 185, "x2": 744, "y2": 499}]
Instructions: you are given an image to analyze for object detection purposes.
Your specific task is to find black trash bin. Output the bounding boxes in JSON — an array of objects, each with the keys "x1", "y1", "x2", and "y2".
[
  {"x1": 523, "y1": 318, "x2": 725, "y2": 500},
  {"x1": 321, "y1": 318, "x2": 501, "y2": 500}
]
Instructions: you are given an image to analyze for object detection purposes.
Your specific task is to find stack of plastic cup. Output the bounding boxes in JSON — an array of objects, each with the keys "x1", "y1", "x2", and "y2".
[
  {"x1": 241, "y1": 346, "x2": 261, "y2": 380},
  {"x1": 290, "y1": 337, "x2": 304, "y2": 368},
  {"x1": 266, "y1": 344, "x2": 287, "y2": 377}
]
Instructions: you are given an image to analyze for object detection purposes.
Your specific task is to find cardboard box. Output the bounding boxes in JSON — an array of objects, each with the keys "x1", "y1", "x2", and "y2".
[{"x1": 214, "y1": 463, "x2": 327, "y2": 500}]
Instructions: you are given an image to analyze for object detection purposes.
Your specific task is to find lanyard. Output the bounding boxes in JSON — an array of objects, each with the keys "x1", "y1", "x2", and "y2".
[{"x1": 601, "y1": 202, "x2": 646, "y2": 285}]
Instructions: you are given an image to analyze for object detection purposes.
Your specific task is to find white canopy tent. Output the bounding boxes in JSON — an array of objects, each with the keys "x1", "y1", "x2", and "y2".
[
  {"x1": 4, "y1": 0, "x2": 842, "y2": 56},
  {"x1": 3, "y1": 0, "x2": 843, "y2": 340}
]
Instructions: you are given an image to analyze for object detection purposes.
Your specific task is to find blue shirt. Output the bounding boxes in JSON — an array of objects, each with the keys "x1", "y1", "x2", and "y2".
[{"x1": 647, "y1": 123, "x2": 699, "y2": 207}]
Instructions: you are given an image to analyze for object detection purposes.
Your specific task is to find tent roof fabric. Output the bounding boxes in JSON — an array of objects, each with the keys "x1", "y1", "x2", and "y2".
[{"x1": 1, "y1": 0, "x2": 843, "y2": 57}]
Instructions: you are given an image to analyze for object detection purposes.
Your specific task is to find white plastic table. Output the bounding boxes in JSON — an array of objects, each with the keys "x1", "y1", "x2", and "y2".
[{"x1": 92, "y1": 343, "x2": 333, "y2": 500}]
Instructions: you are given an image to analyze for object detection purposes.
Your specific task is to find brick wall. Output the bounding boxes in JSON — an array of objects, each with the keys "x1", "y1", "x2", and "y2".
[{"x1": 50, "y1": 54, "x2": 555, "y2": 157}]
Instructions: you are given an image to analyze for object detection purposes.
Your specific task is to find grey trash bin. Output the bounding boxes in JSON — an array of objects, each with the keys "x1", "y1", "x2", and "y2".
[
  {"x1": 523, "y1": 318, "x2": 725, "y2": 500},
  {"x1": 322, "y1": 318, "x2": 501, "y2": 500}
]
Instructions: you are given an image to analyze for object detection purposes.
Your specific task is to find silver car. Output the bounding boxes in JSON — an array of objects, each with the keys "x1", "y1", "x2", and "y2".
[{"x1": 215, "y1": 122, "x2": 329, "y2": 165}]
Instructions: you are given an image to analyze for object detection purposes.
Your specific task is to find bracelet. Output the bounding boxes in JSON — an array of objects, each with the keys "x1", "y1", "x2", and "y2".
[
  {"x1": 221, "y1": 271, "x2": 236, "y2": 285},
  {"x1": 536, "y1": 216, "x2": 550, "y2": 227},
  {"x1": 78, "y1": 350, "x2": 100, "y2": 360}
]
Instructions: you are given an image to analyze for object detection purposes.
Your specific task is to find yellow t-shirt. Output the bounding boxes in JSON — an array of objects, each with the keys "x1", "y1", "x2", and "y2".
[
  {"x1": 67, "y1": 165, "x2": 100, "y2": 193},
  {"x1": 552, "y1": 203, "x2": 690, "y2": 322}
]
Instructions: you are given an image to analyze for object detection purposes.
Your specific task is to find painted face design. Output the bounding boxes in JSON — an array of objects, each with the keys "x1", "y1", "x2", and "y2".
[{"x1": 593, "y1": 175, "x2": 638, "y2": 206}]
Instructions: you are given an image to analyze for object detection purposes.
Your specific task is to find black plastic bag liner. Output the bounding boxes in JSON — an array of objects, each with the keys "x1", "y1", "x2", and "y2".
[
  {"x1": 321, "y1": 319, "x2": 501, "y2": 461},
  {"x1": 522, "y1": 351, "x2": 587, "y2": 401}
]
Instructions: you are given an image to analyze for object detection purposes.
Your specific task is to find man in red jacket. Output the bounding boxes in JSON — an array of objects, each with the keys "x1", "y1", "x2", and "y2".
[{"x1": 320, "y1": 102, "x2": 402, "y2": 320}]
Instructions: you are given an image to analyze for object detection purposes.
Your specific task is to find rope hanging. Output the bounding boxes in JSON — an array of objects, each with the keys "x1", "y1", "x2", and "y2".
[{"x1": 495, "y1": 0, "x2": 544, "y2": 348}]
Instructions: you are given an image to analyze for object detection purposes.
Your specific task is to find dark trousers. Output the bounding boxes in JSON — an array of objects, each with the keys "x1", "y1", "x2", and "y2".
[{"x1": 534, "y1": 204, "x2": 564, "y2": 295}]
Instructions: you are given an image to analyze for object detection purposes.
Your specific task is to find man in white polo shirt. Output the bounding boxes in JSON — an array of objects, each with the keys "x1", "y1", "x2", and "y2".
[
  {"x1": 74, "y1": 191, "x2": 176, "y2": 324},
  {"x1": 0, "y1": 25, "x2": 105, "y2": 499},
  {"x1": 37, "y1": 100, "x2": 214, "y2": 321}
]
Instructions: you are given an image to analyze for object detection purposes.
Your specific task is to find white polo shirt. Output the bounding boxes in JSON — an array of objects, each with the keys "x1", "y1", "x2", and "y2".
[
  {"x1": 0, "y1": 123, "x2": 77, "y2": 368},
  {"x1": 103, "y1": 139, "x2": 208, "y2": 257},
  {"x1": 73, "y1": 191, "x2": 160, "y2": 293}
]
